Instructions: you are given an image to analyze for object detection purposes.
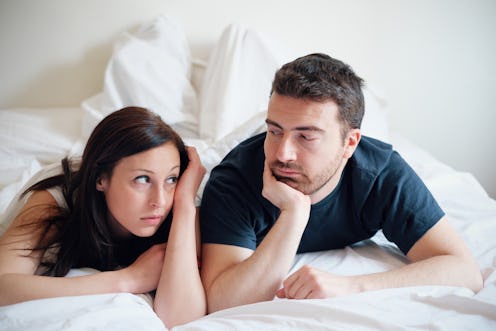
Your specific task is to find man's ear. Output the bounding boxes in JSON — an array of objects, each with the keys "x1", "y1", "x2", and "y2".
[
  {"x1": 96, "y1": 176, "x2": 108, "y2": 192},
  {"x1": 343, "y1": 129, "x2": 361, "y2": 159}
]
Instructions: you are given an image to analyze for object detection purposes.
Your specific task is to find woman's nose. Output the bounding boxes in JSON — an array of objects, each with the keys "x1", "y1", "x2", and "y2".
[{"x1": 149, "y1": 186, "x2": 167, "y2": 208}]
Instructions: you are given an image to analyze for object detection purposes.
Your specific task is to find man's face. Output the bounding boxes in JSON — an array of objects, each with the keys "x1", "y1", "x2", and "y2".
[{"x1": 264, "y1": 93, "x2": 354, "y2": 202}]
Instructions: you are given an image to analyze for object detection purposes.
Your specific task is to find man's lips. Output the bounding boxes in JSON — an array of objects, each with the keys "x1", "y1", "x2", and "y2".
[{"x1": 273, "y1": 167, "x2": 300, "y2": 177}]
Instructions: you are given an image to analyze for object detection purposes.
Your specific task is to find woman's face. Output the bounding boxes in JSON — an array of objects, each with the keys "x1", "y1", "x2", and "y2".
[{"x1": 96, "y1": 142, "x2": 180, "y2": 239}]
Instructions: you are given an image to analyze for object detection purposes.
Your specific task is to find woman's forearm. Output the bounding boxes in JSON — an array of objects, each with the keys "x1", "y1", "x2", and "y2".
[
  {"x1": 154, "y1": 205, "x2": 206, "y2": 328},
  {"x1": 0, "y1": 270, "x2": 127, "y2": 306}
]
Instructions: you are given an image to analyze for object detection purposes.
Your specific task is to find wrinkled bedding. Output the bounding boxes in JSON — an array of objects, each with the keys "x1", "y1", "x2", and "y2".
[{"x1": 1, "y1": 15, "x2": 495, "y2": 331}]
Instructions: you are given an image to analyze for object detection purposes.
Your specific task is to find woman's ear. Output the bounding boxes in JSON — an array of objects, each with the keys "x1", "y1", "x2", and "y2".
[
  {"x1": 96, "y1": 176, "x2": 108, "y2": 192},
  {"x1": 343, "y1": 129, "x2": 361, "y2": 159}
]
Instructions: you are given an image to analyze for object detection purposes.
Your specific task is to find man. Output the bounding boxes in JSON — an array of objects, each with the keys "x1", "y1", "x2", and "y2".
[{"x1": 199, "y1": 53, "x2": 482, "y2": 313}]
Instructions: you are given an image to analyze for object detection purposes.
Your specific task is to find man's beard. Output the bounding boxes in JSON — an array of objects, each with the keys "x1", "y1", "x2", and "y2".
[{"x1": 270, "y1": 160, "x2": 341, "y2": 196}]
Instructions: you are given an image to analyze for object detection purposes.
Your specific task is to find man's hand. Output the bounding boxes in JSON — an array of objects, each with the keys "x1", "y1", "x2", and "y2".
[
  {"x1": 276, "y1": 265, "x2": 359, "y2": 299},
  {"x1": 262, "y1": 161, "x2": 311, "y2": 214}
]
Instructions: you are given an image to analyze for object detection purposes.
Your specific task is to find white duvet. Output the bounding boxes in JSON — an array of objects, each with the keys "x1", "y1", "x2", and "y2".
[{"x1": 0, "y1": 16, "x2": 495, "y2": 331}]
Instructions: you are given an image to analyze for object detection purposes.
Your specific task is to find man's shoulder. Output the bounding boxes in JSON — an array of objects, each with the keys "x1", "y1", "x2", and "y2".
[
  {"x1": 216, "y1": 132, "x2": 266, "y2": 170},
  {"x1": 207, "y1": 132, "x2": 265, "y2": 187},
  {"x1": 350, "y1": 135, "x2": 398, "y2": 175},
  {"x1": 225, "y1": 132, "x2": 266, "y2": 159}
]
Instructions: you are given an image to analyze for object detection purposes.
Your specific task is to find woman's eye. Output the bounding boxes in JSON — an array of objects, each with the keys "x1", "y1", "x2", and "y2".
[
  {"x1": 166, "y1": 176, "x2": 178, "y2": 184},
  {"x1": 134, "y1": 175, "x2": 150, "y2": 184}
]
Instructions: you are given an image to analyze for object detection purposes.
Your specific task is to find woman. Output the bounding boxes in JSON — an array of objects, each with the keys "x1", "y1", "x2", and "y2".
[{"x1": 0, "y1": 107, "x2": 206, "y2": 327}]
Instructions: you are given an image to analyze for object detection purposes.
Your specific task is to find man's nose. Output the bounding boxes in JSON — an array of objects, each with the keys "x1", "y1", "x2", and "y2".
[{"x1": 275, "y1": 135, "x2": 297, "y2": 162}]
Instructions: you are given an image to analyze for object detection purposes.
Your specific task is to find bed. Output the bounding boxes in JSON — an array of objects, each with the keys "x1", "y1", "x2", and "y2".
[{"x1": 1, "y1": 16, "x2": 495, "y2": 331}]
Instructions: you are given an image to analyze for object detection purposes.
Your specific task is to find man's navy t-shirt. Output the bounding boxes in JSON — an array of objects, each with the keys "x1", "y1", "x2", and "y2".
[{"x1": 200, "y1": 133, "x2": 444, "y2": 255}]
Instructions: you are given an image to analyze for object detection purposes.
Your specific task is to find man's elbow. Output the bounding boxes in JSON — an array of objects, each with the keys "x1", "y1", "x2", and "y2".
[
  {"x1": 206, "y1": 299, "x2": 219, "y2": 314},
  {"x1": 204, "y1": 281, "x2": 248, "y2": 313},
  {"x1": 205, "y1": 288, "x2": 227, "y2": 314}
]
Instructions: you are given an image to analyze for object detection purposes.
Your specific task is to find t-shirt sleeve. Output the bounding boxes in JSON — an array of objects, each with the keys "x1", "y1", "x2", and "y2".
[
  {"x1": 362, "y1": 152, "x2": 445, "y2": 254},
  {"x1": 200, "y1": 167, "x2": 258, "y2": 251}
]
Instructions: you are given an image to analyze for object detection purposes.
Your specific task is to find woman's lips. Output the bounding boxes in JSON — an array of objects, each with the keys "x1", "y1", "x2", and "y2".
[{"x1": 141, "y1": 216, "x2": 162, "y2": 225}]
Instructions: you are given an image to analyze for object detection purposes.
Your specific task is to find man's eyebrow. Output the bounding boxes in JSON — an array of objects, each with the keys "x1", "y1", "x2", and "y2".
[
  {"x1": 265, "y1": 119, "x2": 282, "y2": 129},
  {"x1": 265, "y1": 119, "x2": 324, "y2": 132}
]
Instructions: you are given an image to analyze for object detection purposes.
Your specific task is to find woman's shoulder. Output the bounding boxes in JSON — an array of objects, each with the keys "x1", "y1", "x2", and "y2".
[
  {"x1": 23, "y1": 190, "x2": 58, "y2": 206},
  {"x1": 8, "y1": 190, "x2": 59, "y2": 228},
  {"x1": 0, "y1": 160, "x2": 73, "y2": 235}
]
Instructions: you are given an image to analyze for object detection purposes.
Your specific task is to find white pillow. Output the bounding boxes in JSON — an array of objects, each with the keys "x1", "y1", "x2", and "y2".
[
  {"x1": 81, "y1": 15, "x2": 198, "y2": 140},
  {"x1": 198, "y1": 24, "x2": 295, "y2": 142},
  {"x1": 361, "y1": 86, "x2": 390, "y2": 143},
  {"x1": 197, "y1": 23, "x2": 390, "y2": 143},
  {"x1": 0, "y1": 107, "x2": 82, "y2": 219}
]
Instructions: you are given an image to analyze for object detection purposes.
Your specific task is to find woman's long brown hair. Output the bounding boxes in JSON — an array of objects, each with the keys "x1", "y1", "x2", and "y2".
[{"x1": 20, "y1": 107, "x2": 188, "y2": 276}]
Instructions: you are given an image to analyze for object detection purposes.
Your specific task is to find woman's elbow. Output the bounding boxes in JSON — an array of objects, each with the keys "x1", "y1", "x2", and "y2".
[
  {"x1": 154, "y1": 301, "x2": 206, "y2": 328},
  {"x1": 469, "y1": 266, "x2": 484, "y2": 293},
  {"x1": 462, "y1": 256, "x2": 484, "y2": 293}
]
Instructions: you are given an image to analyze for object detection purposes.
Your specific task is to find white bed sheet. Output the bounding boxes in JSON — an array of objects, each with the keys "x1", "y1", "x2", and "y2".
[
  {"x1": 0, "y1": 107, "x2": 495, "y2": 331},
  {"x1": 1, "y1": 16, "x2": 495, "y2": 331}
]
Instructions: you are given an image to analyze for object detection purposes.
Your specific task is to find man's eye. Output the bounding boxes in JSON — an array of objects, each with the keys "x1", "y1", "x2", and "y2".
[
  {"x1": 134, "y1": 175, "x2": 150, "y2": 184},
  {"x1": 300, "y1": 134, "x2": 316, "y2": 141},
  {"x1": 269, "y1": 129, "x2": 282, "y2": 136}
]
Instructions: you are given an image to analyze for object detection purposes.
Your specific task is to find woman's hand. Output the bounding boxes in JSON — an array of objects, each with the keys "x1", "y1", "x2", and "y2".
[
  {"x1": 173, "y1": 146, "x2": 206, "y2": 208},
  {"x1": 121, "y1": 243, "x2": 166, "y2": 294}
]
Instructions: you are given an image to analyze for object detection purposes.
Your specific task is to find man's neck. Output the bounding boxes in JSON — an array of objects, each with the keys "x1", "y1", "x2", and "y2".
[{"x1": 309, "y1": 159, "x2": 347, "y2": 205}]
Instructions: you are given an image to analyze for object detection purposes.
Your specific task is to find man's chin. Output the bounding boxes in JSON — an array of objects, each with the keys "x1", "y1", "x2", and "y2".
[{"x1": 275, "y1": 176, "x2": 303, "y2": 192}]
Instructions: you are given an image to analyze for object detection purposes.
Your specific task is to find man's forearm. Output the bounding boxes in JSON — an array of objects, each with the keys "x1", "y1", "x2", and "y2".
[
  {"x1": 353, "y1": 254, "x2": 483, "y2": 294},
  {"x1": 205, "y1": 209, "x2": 308, "y2": 312},
  {"x1": 361, "y1": 217, "x2": 484, "y2": 294}
]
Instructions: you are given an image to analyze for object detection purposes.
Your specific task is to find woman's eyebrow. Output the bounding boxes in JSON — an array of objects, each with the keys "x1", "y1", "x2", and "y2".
[{"x1": 132, "y1": 165, "x2": 180, "y2": 173}]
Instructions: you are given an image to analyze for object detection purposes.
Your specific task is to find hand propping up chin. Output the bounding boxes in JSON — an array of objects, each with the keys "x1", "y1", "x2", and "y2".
[{"x1": 261, "y1": 161, "x2": 311, "y2": 216}]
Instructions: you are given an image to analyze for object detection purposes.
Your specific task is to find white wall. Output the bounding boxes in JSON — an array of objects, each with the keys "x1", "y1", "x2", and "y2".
[{"x1": 1, "y1": 0, "x2": 495, "y2": 197}]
